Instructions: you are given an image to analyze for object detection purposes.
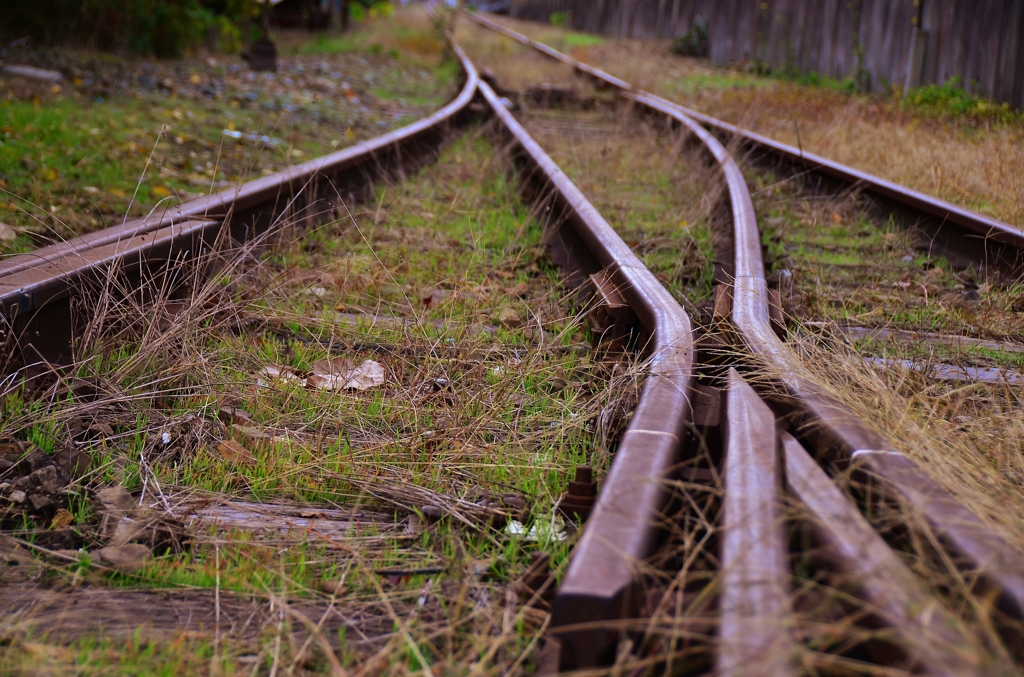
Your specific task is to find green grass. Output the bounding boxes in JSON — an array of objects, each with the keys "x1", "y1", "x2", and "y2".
[
  {"x1": 291, "y1": 34, "x2": 360, "y2": 55},
  {"x1": 1, "y1": 635, "x2": 238, "y2": 676},
  {"x1": 1, "y1": 129, "x2": 611, "y2": 671},
  {"x1": 666, "y1": 70, "x2": 771, "y2": 96},
  {"x1": 561, "y1": 33, "x2": 604, "y2": 48}
]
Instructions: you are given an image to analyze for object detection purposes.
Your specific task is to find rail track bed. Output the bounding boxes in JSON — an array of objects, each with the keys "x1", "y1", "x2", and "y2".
[{"x1": 1, "y1": 6, "x2": 1023, "y2": 674}]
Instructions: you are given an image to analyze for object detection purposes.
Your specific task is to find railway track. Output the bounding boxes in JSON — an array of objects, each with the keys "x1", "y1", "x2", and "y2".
[
  {"x1": 2, "y1": 8, "x2": 1023, "y2": 674},
  {"x1": 458, "y1": 11, "x2": 1024, "y2": 673}
]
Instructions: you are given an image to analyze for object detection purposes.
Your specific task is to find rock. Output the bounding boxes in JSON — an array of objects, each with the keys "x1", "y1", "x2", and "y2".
[
  {"x1": 31, "y1": 465, "x2": 66, "y2": 494},
  {"x1": 0, "y1": 453, "x2": 19, "y2": 476},
  {"x1": 54, "y1": 447, "x2": 92, "y2": 478},
  {"x1": 96, "y1": 485, "x2": 135, "y2": 512},
  {"x1": 29, "y1": 493, "x2": 58, "y2": 517},
  {"x1": 23, "y1": 446, "x2": 56, "y2": 473},
  {"x1": 109, "y1": 516, "x2": 148, "y2": 547},
  {"x1": 8, "y1": 490, "x2": 26, "y2": 504},
  {"x1": 95, "y1": 544, "x2": 152, "y2": 572}
]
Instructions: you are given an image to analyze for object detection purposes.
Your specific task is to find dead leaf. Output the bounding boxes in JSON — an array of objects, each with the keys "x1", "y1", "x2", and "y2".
[
  {"x1": 50, "y1": 508, "x2": 74, "y2": 529},
  {"x1": 496, "y1": 306, "x2": 521, "y2": 329},
  {"x1": 0, "y1": 222, "x2": 17, "y2": 242},
  {"x1": 308, "y1": 358, "x2": 385, "y2": 391},
  {"x1": 217, "y1": 439, "x2": 255, "y2": 465}
]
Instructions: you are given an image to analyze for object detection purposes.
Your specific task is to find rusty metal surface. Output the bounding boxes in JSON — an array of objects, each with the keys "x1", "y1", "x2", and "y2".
[
  {"x1": 719, "y1": 369, "x2": 793, "y2": 677},
  {"x1": 782, "y1": 433, "x2": 985, "y2": 677},
  {"x1": 1, "y1": 52, "x2": 481, "y2": 373},
  {"x1": 472, "y1": 71, "x2": 695, "y2": 669}
]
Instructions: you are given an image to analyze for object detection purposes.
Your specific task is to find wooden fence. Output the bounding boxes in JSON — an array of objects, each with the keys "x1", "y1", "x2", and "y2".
[{"x1": 506, "y1": 0, "x2": 1024, "y2": 109}]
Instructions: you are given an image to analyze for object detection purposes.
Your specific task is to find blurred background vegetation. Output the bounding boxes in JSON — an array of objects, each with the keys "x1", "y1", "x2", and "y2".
[{"x1": 1, "y1": 0, "x2": 389, "y2": 58}]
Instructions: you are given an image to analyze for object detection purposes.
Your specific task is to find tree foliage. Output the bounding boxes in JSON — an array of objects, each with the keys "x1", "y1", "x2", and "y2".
[{"x1": 2, "y1": 0, "x2": 254, "y2": 57}]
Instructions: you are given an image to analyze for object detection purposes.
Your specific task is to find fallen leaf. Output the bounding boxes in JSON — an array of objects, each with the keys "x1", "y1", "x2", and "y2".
[
  {"x1": 152, "y1": 186, "x2": 171, "y2": 198},
  {"x1": 0, "y1": 222, "x2": 17, "y2": 242},
  {"x1": 496, "y1": 306, "x2": 521, "y2": 328},
  {"x1": 217, "y1": 439, "x2": 255, "y2": 465},
  {"x1": 308, "y1": 358, "x2": 385, "y2": 391},
  {"x1": 50, "y1": 508, "x2": 75, "y2": 529}
]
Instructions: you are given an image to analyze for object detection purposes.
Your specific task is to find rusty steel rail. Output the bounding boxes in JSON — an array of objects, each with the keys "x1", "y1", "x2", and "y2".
[
  {"x1": 469, "y1": 51, "x2": 696, "y2": 667},
  {"x1": 460, "y1": 12, "x2": 1024, "y2": 672},
  {"x1": 0, "y1": 58, "x2": 481, "y2": 375}
]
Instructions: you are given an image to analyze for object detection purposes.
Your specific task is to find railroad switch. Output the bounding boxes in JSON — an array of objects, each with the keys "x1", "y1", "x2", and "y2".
[{"x1": 559, "y1": 465, "x2": 598, "y2": 521}]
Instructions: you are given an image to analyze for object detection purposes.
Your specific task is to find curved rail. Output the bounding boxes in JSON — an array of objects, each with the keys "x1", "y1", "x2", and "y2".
[
  {"x1": 468, "y1": 50, "x2": 695, "y2": 667},
  {"x1": 1, "y1": 57, "x2": 481, "y2": 374},
  {"x1": 458, "y1": 11, "x2": 1024, "y2": 671}
]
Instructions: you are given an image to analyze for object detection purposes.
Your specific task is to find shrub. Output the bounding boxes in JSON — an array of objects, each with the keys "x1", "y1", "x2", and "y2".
[
  {"x1": 671, "y1": 17, "x2": 708, "y2": 57},
  {"x1": 549, "y1": 11, "x2": 569, "y2": 28},
  {"x1": 1, "y1": 0, "x2": 251, "y2": 58},
  {"x1": 903, "y1": 76, "x2": 1019, "y2": 124}
]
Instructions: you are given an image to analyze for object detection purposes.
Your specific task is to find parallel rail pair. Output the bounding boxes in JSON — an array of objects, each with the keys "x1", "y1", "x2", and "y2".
[{"x1": 2, "y1": 14, "x2": 1023, "y2": 673}]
